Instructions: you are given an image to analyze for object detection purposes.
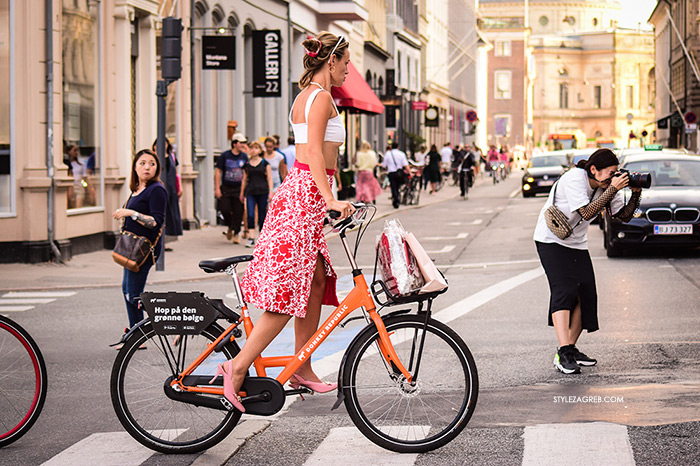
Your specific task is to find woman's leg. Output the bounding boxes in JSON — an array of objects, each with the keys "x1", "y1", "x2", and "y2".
[
  {"x1": 246, "y1": 195, "x2": 256, "y2": 239},
  {"x1": 228, "y1": 311, "x2": 292, "y2": 391},
  {"x1": 551, "y1": 310, "x2": 571, "y2": 348},
  {"x1": 122, "y1": 264, "x2": 151, "y2": 329},
  {"x1": 293, "y1": 254, "x2": 327, "y2": 382},
  {"x1": 569, "y1": 300, "x2": 583, "y2": 345},
  {"x1": 257, "y1": 194, "x2": 268, "y2": 230}
]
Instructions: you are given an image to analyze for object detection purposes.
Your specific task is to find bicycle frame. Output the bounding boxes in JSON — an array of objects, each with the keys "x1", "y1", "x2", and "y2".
[{"x1": 168, "y1": 223, "x2": 414, "y2": 399}]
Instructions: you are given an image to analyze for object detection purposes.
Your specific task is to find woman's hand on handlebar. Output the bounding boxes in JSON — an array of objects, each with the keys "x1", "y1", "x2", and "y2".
[{"x1": 326, "y1": 199, "x2": 355, "y2": 220}]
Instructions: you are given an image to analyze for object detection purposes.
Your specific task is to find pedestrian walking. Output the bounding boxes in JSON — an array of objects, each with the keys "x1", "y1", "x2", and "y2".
[
  {"x1": 215, "y1": 133, "x2": 248, "y2": 243},
  {"x1": 425, "y1": 144, "x2": 442, "y2": 194},
  {"x1": 354, "y1": 141, "x2": 382, "y2": 204},
  {"x1": 533, "y1": 149, "x2": 642, "y2": 374},
  {"x1": 152, "y1": 138, "x2": 183, "y2": 241},
  {"x1": 263, "y1": 136, "x2": 287, "y2": 190},
  {"x1": 240, "y1": 141, "x2": 273, "y2": 248},
  {"x1": 112, "y1": 149, "x2": 167, "y2": 334},
  {"x1": 280, "y1": 135, "x2": 296, "y2": 168},
  {"x1": 210, "y1": 31, "x2": 355, "y2": 412},
  {"x1": 382, "y1": 142, "x2": 409, "y2": 208}
]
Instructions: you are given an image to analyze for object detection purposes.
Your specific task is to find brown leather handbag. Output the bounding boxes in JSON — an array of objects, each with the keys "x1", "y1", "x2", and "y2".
[{"x1": 112, "y1": 229, "x2": 161, "y2": 273}]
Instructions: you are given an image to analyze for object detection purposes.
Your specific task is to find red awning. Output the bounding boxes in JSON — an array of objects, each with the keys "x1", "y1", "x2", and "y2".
[{"x1": 331, "y1": 62, "x2": 385, "y2": 114}]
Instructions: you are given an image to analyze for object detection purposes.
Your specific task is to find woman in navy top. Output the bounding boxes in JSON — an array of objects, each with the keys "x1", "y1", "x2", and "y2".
[{"x1": 112, "y1": 149, "x2": 167, "y2": 333}]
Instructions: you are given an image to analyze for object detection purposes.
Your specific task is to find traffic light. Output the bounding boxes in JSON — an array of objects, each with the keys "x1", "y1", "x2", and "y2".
[{"x1": 162, "y1": 17, "x2": 182, "y2": 81}]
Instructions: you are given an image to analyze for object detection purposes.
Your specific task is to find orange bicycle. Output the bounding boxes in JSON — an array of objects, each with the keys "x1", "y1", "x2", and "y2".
[{"x1": 110, "y1": 204, "x2": 478, "y2": 454}]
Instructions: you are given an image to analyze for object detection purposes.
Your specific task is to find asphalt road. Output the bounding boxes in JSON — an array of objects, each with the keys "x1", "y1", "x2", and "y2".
[{"x1": 2, "y1": 174, "x2": 699, "y2": 465}]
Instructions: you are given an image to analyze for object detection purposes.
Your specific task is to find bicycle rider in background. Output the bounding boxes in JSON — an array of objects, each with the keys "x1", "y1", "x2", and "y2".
[
  {"x1": 487, "y1": 145, "x2": 500, "y2": 179},
  {"x1": 459, "y1": 144, "x2": 476, "y2": 198}
]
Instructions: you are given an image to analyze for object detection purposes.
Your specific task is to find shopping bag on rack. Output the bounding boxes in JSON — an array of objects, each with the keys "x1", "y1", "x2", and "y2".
[
  {"x1": 404, "y1": 232, "x2": 448, "y2": 293},
  {"x1": 376, "y1": 219, "x2": 424, "y2": 296}
]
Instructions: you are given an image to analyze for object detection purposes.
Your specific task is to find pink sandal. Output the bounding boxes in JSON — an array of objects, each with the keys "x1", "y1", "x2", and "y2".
[
  {"x1": 209, "y1": 361, "x2": 246, "y2": 412},
  {"x1": 289, "y1": 373, "x2": 337, "y2": 393}
]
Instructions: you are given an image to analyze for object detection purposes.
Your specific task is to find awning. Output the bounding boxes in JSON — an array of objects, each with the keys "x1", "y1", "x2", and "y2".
[{"x1": 331, "y1": 62, "x2": 385, "y2": 114}]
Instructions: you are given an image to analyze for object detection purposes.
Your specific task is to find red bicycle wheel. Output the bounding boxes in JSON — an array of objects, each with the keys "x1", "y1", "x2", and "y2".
[{"x1": 0, "y1": 315, "x2": 47, "y2": 448}]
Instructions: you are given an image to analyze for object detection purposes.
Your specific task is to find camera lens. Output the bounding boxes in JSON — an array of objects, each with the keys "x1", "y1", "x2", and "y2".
[{"x1": 628, "y1": 172, "x2": 652, "y2": 189}]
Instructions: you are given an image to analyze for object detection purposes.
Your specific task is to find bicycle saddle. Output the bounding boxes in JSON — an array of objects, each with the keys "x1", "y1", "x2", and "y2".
[{"x1": 199, "y1": 255, "x2": 254, "y2": 273}]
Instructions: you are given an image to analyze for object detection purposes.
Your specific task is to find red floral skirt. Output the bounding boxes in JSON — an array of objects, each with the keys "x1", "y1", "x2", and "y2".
[{"x1": 241, "y1": 164, "x2": 339, "y2": 318}]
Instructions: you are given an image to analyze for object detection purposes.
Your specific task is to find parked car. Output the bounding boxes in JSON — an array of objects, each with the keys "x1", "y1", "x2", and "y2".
[
  {"x1": 521, "y1": 152, "x2": 568, "y2": 197},
  {"x1": 602, "y1": 147, "x2": 700, "y2": 257}
]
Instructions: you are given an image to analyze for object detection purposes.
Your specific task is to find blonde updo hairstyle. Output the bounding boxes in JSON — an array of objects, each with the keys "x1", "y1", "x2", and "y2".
[{"x1": 299, "y1": 31, "x2": 349, "y2": 88}]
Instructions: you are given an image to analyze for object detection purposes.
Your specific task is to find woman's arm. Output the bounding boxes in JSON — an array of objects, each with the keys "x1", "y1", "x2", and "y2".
[
  {"x1": 612, "y1": 189, "x2": 642, "y2": 222},
  {"x1": 279, "y1": 158, "x2": 288, "y2": 181},
  {"x1": 239, "y1": 167, "x2": 248, "y2": 202},
  {"x1": 266, "y1": 164, "x2": 273, "y2": 196},
  {"x1": 576, "y1": 186, "x2": 619, "y2": 221}
]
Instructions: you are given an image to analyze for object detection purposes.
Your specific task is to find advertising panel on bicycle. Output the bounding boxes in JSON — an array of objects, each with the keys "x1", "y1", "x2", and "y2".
[{"x1": 140, "y1": 292, "x2": 219, "y2": 335}]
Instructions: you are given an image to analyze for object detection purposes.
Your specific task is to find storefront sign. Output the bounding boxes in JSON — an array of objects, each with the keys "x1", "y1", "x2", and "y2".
[
  {"x1": 202, "y1": 36, "x2": 236, "y2": 70},
  {"x1": 253, "y1": 30, "x2": 282, "y2": 97},
  {"x1": 411, "y1": 101, "x2": 428, "y2": 111},
  {"x1": 425, "y1": 106, "x2": 439, "y2": 127}
]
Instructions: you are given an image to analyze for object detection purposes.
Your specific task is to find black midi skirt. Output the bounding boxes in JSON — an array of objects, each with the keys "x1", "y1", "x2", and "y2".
[{"x1": 535, "y1": 241, "x2": 599, "y2": 332}]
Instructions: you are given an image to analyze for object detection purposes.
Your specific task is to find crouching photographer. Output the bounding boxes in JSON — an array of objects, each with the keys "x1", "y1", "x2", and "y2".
[{"x1": 533, "y1": 148, "x2": 643, "y2": 375}]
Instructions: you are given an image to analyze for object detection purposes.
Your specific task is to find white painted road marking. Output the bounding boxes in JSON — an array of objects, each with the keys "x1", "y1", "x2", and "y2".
[
  {"x1": 2, "y1": 291, "x2": 77, "y2": 298},
  {"x1": 424, "y1": 245, "x2": 456, "y2": 254},
  {"x1": 0, "y1": 306, "x2": 35, "y2": 312},
  {"x1": 40, "y1": 431, "x2": 163, "y2": 466},
  {"x1": 424, "y1": 232, "x2": 468, "y2": 240},
  {"x1": 0, "y1": 298, "x2": 56, "y2": 304},
  {"x1": 304, "y1": 427, "x2": 419, "y2": 466},
  {"x1": 522, "y1": 422, "x2": 635, "y2": 466}
]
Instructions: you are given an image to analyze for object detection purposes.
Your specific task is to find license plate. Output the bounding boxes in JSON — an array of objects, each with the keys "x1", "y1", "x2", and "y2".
[
  {"x1": 538, "y1": 180, "x2": 554, "y2": 186},
  {"x1": 653, "y1": 224, "x2": 693, "y2": 235}
]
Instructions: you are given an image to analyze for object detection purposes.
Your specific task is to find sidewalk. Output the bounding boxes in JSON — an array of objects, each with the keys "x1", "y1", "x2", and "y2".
[{"x1": 0, "y1": 180, "x2": 472, "y2": 292}]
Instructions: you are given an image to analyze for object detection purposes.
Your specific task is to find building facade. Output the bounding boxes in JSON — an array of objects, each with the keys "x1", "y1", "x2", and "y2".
[{"x1": 531, "y1": 29, "x2": 655, "y2": 149}]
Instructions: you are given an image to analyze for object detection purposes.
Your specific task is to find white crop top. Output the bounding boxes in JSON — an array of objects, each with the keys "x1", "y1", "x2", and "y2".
[{"x1": 289, "y1": 83, "x2": 346, "y2": 144}]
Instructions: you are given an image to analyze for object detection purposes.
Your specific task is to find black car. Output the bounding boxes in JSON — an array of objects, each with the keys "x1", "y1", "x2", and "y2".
[
  {"x1": 521, "y1": 152, "x2": 568, "y2": 197},
  {"x1": 603, "y1": 149, "x2": 700, "y2": 257}
]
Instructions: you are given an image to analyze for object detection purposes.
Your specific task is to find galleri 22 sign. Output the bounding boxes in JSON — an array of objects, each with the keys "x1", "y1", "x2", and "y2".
[{"x1": 253, "y1": 30, "x2": 282, "y2": 97}]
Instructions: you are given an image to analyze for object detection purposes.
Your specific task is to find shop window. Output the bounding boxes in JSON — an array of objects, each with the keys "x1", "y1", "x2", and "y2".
[
  {"x1": 62, "y1": 0, "x2": 101, "y2": 210},
  {"x1": 0, "y1": 0, "x2": 11, "y2": 214}
]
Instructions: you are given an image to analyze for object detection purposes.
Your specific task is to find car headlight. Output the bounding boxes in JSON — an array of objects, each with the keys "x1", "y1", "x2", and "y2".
[
  {"x1": 523, "y1": 184, "x2": 531, "y2": 190},
  {"x1": 526, "y1": 177, "x2": 534, "y2": 183}
]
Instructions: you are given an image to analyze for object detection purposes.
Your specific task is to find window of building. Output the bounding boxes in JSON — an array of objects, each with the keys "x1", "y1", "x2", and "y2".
[
  {"x1": 0, "y1": 0, "x2": 11, "y2": 214},
  {"x1": 559, "y1": 83, "x2": 569, "y2": 109},
  {"x1": 397, "y1": 51, "x2": 402, "y2": 87},
  {"x1": 495, "y1": 40, "x2": 511, "y2": 57},
  {"x1": 494, "y1": 70, "x2": 511, "y2": 99},
  {"x1": 494, "y1": 114, "x2": 511, "y2": 137},
  {"x1": 62, "y1": 0, "x2": 101, "y2": 211},
  {"x1": 594, "y1": 85, "x2": 601, "y2": 109},
  {"x1": 539, "y1": 15, "x2": 549, "y2": 26},
  {"x1": 593, "y1": 18, "x2": 598, "y2": 27},
  {"x1": 648, "y1": 67, "x2": 655, "y2": 108},
  {"x1": 671, "y1": 59, "x2": 685, "y2": 98},
  {"x1": 626, "y1": 85, "x2": 634, "y2": 108}
]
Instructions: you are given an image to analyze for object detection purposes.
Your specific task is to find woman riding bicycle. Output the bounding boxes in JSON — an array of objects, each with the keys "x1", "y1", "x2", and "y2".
[{"x1": 213, "y1": 32, "x2": 355, "y2": 412}]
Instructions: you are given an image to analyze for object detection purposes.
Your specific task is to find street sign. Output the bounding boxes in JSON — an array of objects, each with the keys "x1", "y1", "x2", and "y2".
[
  {"x1": 252, "y1": 30, "x2": 281, "y2": 97},
  {"x1": 466, "y1": 110, "x2": 478, "y2": 122},
  {"x1": 685, "y1": 123, "x2": 697, "y2": 133},
  {"x1": 685, "y1": 111, "x2": 697, "y2": 124},
  {"x1": 411, "y1": 101, "x2": 428, "y2": 111},
  {"x1": 425, "y1": 106, "x2": 439, "y2": 127},
  {"x1": 202, "y1": 35, "x2": 235, "y2": 70}
]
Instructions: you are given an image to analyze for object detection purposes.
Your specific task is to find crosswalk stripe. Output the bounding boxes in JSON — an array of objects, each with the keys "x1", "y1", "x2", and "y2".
[
  {"x1": 303, "y1": 426, "x2": 419, "y2": 466},
  {"x1": 0, "y1": 298, "x2": 56, "y2": 304},
  {"x1": 424, "y1": 232, "x2": 468, "y2": 240},
  {"x1": 40, "y1": 431, "x2": 160, "y2": 466},
  {"x1": 0, "y1": 306, "x2": 35, "y2": 312},
  {"x1": 2, "y1": 291, "x2": 76, "y2": 298},
  {"x1": 424, "y1": 245, "x2": 455, "y2": 254},
  {"x1": 522, "y1": 423, "x2": 635, "y2": 466}
]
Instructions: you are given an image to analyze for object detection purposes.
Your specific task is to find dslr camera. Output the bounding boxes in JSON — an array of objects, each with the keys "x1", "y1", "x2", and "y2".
[{"x1": 614, "y1": 168, "x2": 652, "y2": 189}]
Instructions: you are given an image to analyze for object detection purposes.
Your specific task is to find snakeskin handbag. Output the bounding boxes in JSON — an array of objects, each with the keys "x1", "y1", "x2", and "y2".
[{"x1": 544, "y1": 181, "x2": 596, "y2": 240}]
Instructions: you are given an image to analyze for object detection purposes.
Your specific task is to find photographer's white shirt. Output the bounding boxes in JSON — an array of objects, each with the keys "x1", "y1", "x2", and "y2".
[{"x1": 533, "y1": 168, "x2": 624, "y2": 250}]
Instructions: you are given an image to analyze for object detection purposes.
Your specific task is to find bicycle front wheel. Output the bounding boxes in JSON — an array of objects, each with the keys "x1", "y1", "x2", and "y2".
[
  {"x1": 0, "y1": 315, "x2": 48, "y2": 448},
  {"x1": 342, "y1": 314, "x2": 478, "y2": 453},
  {"x1": 110, "y1": 322, "x2": 242, "y2": 454}
]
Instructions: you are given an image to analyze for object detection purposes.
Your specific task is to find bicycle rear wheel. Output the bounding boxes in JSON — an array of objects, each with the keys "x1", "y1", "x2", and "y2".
[
  {"x1": 110, "y1": 322, "x2": 242, "y2": 454},
  {"x1": 342, "y1": 314, "x2": 478, "y2": 453},
  {"x1": 0, "y1": 315, "x2": 48, "y2": 448}
]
